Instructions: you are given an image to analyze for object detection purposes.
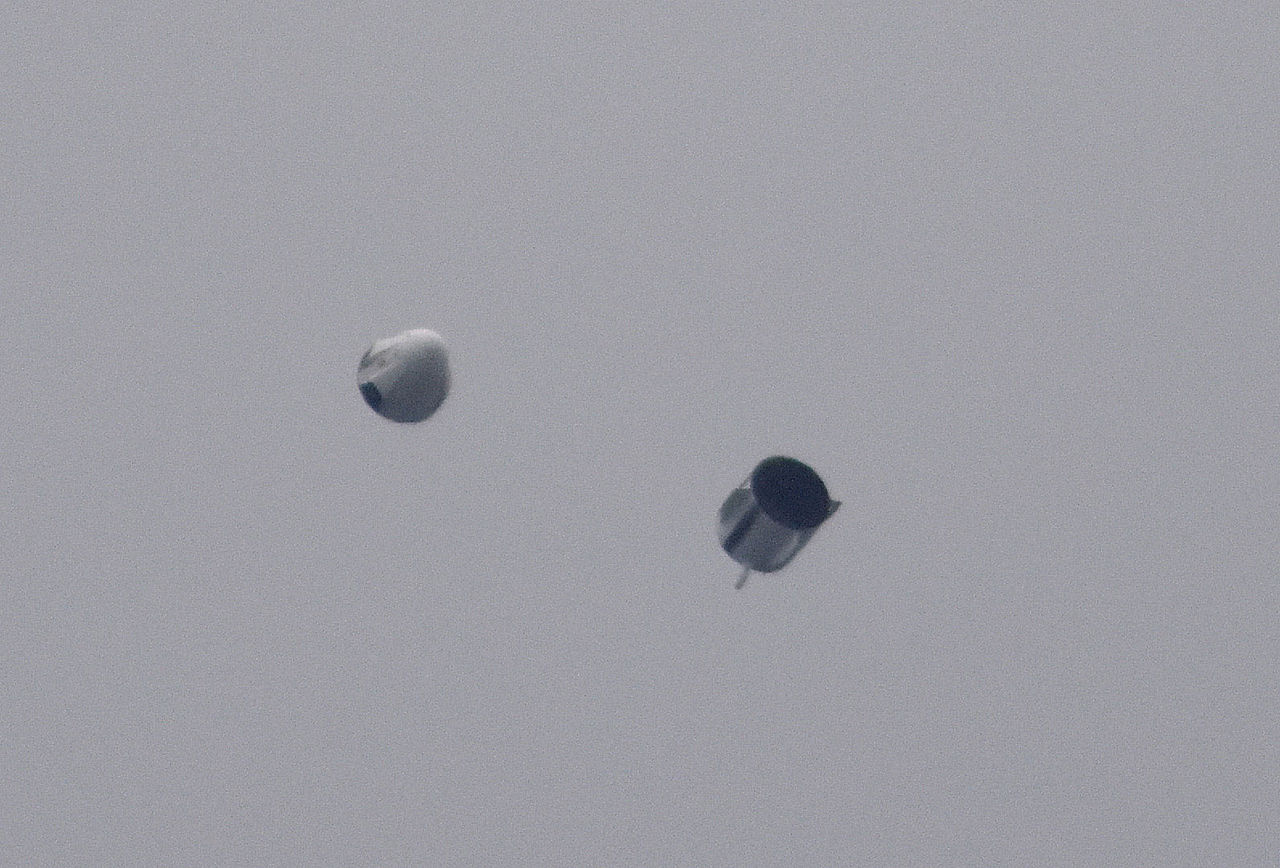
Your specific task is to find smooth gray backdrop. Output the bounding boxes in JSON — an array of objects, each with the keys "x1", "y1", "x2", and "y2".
[{"x1": 4, "y1": 4, "x2": 1277, "y2": 865}]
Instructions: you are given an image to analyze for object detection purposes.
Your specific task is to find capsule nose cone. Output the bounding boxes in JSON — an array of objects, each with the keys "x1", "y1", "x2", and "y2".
[
  {"x1": 751, "y1": 456, "x2": 833, "y2": 530},
  {"x1": 356, "y1": 328, "x2": 451, "y2": 423},
  {"x1": 358, "y1": 381, "x2": 382, "y2": 411}
]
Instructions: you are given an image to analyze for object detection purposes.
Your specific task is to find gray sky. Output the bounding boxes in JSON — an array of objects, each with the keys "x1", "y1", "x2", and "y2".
[{"x1": 4, "y1": 4, "x2": 1278, "y2": 865}]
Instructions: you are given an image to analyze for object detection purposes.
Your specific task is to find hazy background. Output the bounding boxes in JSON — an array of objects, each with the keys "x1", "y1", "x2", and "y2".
[{"x1": 4, "y1": 4, "x2": 1277, "y2": 864}]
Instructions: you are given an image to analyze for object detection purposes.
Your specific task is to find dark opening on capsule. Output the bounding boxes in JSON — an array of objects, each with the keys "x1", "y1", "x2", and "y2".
[{"x1": 359, "y1": 381, "x2": 382, "y2": 411}]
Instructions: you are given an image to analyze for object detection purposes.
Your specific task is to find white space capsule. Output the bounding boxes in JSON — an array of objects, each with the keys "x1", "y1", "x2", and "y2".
[
  {"x1": 357, "y1": 329, "x2": 451, "y2": 423},
  {"x1": 718, "y1": 456, "x2": 840, "y2": 588}
]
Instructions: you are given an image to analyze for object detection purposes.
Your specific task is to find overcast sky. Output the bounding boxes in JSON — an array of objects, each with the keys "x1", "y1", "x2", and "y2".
[{"x1": 4, "y1": 4, "x2": 1278, "y2": 865}]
